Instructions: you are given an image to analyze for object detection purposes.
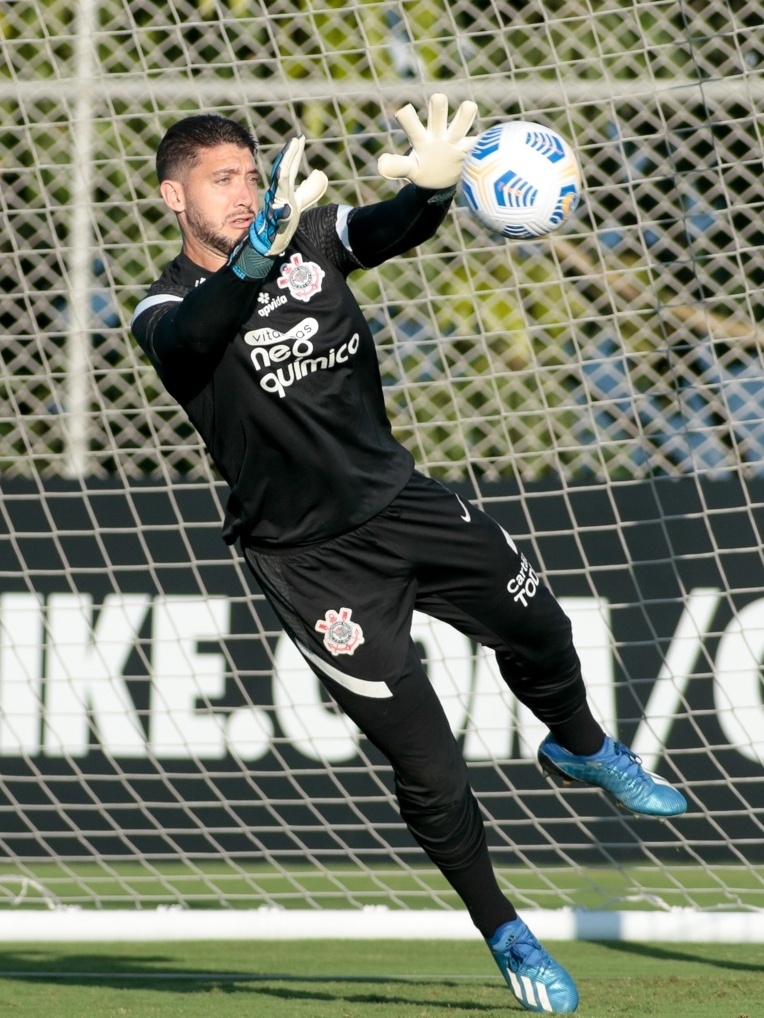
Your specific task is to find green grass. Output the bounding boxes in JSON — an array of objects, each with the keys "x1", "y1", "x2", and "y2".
[
  {"x1": 3, "y1": 861, "x2": 763, "y2": 912},
  {"x1": 0, "y1": 939, "x2": 759, "y2": 1017}
]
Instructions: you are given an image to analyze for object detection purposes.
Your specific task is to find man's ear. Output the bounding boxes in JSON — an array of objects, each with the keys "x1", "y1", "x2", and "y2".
[{"x1": 160, "y1": 179, "x2": 185, "y2": 213}]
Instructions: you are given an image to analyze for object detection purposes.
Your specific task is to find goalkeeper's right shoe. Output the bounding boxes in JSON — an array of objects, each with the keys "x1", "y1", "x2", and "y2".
[
  {"x1": 486, "y1": 916, "x2": 579, "y2": 1013},
  {"x1": 537, "y1": 734, "x2": 687, "y2": 817}
]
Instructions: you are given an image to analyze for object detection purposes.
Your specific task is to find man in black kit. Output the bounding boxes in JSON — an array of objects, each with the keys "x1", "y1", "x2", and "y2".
[{"x1": 132, "y1": 94, "x2": 686, "y2": 1014}]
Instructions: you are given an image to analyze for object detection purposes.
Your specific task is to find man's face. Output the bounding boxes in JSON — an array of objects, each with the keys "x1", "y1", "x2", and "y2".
[{"x1": 162, "y1": 142, "x2": 259, "y2": 264}]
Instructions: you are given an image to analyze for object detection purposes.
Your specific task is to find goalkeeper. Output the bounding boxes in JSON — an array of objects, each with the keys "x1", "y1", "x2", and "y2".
[{"x1": 132, "y1": 95, "x2": 686, "y2": 1015}]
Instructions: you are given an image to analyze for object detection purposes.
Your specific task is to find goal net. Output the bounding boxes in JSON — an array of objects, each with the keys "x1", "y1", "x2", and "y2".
[{"x1": 1, "y1": 0, "x2": 763, "y2": 941}]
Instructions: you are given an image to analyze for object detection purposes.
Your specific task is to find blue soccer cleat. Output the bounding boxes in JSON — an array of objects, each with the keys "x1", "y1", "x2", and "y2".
[
  {"x1": 537, "y1": 733, "x2": 687, "y2": 817},
  {"x1": 487, "y1": 916, "x2": 579, "y2": 1013}
]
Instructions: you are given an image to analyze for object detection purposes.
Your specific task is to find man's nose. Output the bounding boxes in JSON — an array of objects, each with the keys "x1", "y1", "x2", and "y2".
[{"x1": 235, "y1": 180, "x2": 256, "y2": 207}]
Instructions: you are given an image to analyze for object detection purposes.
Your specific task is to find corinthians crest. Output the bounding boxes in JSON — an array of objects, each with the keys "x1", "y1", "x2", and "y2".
[
  {"x1": 315, "y1": 606, "x2": 365, "y2": 656},
  {"x1": 277, "y1": 252, "x2": 325, "y2": 302}
]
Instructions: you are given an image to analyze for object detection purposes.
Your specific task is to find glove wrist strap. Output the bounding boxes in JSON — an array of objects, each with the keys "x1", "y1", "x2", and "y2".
[
  {"x1": 229, "y1": 240, "x2": 275, "y2": 280},
  {"x1": 414, "y1": 184, "x2": 457, "y2": 205}
]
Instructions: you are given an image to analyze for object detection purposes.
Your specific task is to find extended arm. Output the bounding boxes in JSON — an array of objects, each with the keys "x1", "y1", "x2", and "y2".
[
  {"x1": 348, "y1": 92, "x2": 478, "y2": 268},
  {"x1": 346, "y1": 184, "x2": 455, "y2": 267},
  {"x1": 133, "y1": 265, "x2": 258, "y2": 371}
]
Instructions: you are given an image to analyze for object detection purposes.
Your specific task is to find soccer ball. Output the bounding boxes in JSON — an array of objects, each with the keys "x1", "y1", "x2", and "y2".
[{"x1": 461, "y1": 121, "x2": 582, "y2": 240}]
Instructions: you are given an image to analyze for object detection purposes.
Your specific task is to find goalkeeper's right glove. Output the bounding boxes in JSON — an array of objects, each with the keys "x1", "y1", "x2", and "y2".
[{"x1": 230, "y1": 135, "x2": 328, "y2": 280}]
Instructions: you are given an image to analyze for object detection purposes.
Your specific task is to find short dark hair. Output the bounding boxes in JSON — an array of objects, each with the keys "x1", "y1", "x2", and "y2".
[{"x1": 156, "y1": 114, "x2": 257, "y2": 183}]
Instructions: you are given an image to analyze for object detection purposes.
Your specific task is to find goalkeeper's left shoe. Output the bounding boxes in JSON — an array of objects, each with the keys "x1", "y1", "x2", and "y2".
[
  {"x1": 538, "y1": 734, "x2": 687, "y2": 817},
  {"x1": 486, "y1": 916, "x2": 579, "y2": 1013}
]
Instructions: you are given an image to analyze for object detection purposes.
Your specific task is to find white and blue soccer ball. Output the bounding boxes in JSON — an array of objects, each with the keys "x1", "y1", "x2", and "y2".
[{"x1": 461, "y1": 121, "x2": 582, "y2": 240}]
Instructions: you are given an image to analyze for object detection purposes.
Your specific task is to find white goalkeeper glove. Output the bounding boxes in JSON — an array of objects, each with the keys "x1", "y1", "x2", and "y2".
[
  {"x1": 231, "y1": 135, "x2": 328, "y2": 280},
  {"x1": 377, "y1": 92, "x2": 478, "y2": 192}
]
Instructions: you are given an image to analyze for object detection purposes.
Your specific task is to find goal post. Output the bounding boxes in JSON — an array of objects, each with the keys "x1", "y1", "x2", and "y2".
[{"x1": 1, "y1": 0, "x2": 763, "y2": 940}]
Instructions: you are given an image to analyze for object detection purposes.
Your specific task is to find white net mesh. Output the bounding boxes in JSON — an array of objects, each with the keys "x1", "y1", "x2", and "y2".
[{"x1": 1, "y1": 0, "x2": 763, "y2": 923}]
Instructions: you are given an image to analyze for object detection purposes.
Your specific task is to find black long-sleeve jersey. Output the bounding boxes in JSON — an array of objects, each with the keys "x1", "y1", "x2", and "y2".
[{"x1": 131, "y1": 184, "x2": 451, "y2": 546}]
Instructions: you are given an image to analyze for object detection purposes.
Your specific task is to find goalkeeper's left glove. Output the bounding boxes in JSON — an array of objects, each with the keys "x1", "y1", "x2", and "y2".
[
  {"x1": 230, "y1": 135, "x2": 328, "y2": 280},
  {"x1": 377, "y1": 92, "x2": 478, "y2": 196}
]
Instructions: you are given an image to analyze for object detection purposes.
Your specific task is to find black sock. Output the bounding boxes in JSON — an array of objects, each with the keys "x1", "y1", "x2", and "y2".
[
  {"x1": 548, "y1": 702, "x2": 605, "y2": 756},
  {"x1": 443, "y1": 844, "x2": 518, "y2": 939}
]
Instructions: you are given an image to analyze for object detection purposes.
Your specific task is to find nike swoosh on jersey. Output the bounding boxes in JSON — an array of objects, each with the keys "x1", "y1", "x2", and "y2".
[{"x1": 455, "y1": 494, "x2": 471, "y2": 522}]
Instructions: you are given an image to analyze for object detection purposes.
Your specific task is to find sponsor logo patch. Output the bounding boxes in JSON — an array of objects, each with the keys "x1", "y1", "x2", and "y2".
[
  {"x1": 243, "y1": 318, "x2": 318, "y2": 349},
  {"x1": 257, "y1": 293, "x2": 288, "y2": 317},
  {"x1": 315, "y1": 607, "x2": 365, "y2": 657},
  {"x1": 507, "y1": 553, "x2": 539, "y2": 607}
]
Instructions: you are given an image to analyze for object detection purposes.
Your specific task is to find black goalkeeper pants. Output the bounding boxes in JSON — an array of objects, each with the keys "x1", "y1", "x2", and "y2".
[{"x1": 242, "y1": 470, "x2": 589, "y2": 937}]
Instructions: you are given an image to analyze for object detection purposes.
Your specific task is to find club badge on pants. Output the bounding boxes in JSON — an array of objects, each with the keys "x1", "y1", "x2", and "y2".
[{"x1": 315, "y1": 607, "x2": 365, "y2": 656}]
